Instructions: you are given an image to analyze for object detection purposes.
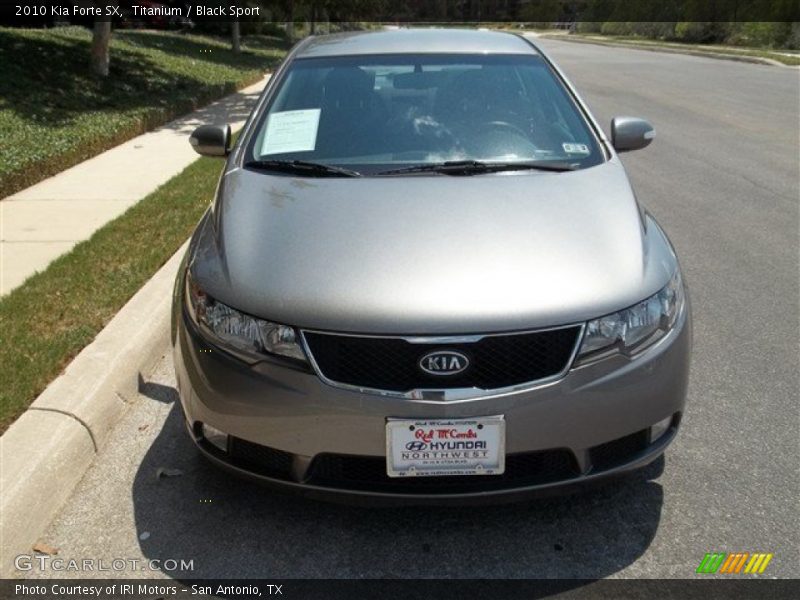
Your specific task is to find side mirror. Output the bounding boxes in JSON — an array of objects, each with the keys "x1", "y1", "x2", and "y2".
[
  {"x1": 189, "y1": 124, "x2": 231, "y2": 157},
  {"x1": 611, "y1": 117, "x2": 655, "y2": 153}
]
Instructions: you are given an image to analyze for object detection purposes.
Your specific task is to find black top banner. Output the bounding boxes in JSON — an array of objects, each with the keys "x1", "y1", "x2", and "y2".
[{"x1": 1, "y1": 0, "x2": 799, "y2": 25}]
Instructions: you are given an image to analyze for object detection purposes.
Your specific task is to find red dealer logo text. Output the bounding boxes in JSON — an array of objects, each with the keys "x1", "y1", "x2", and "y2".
[{"x1": 415, "y1": 428, "x2": 478, "y2": 443}]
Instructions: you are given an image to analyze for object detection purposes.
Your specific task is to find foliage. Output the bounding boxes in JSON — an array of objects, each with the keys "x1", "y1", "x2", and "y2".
[
  {"x1": 725, "y1": 22, "x2": 794, "y2": 47},
  {"x1": 0, "y1": 27, "x2": 287, "y2": 198},
  {"x1": 585, "y1": 19, "x2": 796, "y2": 49}
]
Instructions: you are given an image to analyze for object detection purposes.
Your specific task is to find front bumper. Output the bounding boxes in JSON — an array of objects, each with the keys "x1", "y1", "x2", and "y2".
[{"x1": 173, "y1": 305, "x2": 691, "y2": 504}]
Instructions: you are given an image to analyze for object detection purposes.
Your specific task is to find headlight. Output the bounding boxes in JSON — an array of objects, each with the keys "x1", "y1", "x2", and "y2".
[
  {"x1": 577, "y1": 269, "x2": 685, "y2": 361},
  {"x1": 185, "y1": 273, "x2": 307, "y2": 364}
]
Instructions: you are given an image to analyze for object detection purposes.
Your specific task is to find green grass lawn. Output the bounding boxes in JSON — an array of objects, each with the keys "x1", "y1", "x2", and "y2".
[
  {"x1": 0, "y1": 154, "x2": 223, "y2": 432},
  {"x1": 0, "y1": 26, "x2": 287, "y2": 197}
]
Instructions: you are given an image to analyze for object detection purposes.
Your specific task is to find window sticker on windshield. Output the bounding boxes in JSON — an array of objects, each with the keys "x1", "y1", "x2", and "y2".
[
  {"x1": 562, "y1": 143, "x2": 590, "y2": 155},
  {"x1": 261, "y1": 109, "x2": 321, "y2": 155}
]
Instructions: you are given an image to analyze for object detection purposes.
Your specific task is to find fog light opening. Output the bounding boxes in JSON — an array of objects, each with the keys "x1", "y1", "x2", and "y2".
[
  {"x1": 202, "y1": 423, "x2": 229, "y2": 452},
  {"x1": 650, "y1": 416, "x2": 673, "y2": 443}
]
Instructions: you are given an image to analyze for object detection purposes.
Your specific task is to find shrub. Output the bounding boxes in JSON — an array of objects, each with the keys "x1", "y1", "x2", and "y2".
[
  {"x1": 673, "y1": 21, "x2": 720, "y2": 43},
  {"x1": 787, "y1": 22, "x2": 800, "y2": 50},
  {"x1": 576, "y1": 22, "x2": 602, "y2": 34},
  {"x1": 600, "y1": 21, "x2": 633, "y2": 36},
  {"x1": 725, "y1": 22, "x2": 792, "y2": 48},
  {"x1": 628, "y1": 22, "x2": 676, "y2": 40}
]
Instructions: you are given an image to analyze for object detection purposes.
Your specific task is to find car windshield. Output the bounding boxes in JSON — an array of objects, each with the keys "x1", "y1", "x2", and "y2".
[{"x1": 248, "y1": 53, "x2": 604, "y2": 175}]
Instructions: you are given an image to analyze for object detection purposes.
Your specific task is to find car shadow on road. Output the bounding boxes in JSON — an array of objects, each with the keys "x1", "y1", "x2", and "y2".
[{"x1": 131, "y1": 386, "x2": 665, "y2": 579}]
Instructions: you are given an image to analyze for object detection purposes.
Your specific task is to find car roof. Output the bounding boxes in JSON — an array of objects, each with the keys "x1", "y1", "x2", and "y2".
[{"x1": 295, "y1": 28, "x2": 539, "y2": 59}]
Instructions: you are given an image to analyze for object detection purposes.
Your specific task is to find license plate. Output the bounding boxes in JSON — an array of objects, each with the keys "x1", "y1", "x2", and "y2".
[{"x1": 386, "y1": 416, "x2": 505, "y2": 478}]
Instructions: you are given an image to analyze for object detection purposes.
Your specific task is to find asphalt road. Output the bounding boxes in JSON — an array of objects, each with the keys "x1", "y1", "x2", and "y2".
[{"x1": 30, "y1": 39, "x2": 799, "y2": 580}]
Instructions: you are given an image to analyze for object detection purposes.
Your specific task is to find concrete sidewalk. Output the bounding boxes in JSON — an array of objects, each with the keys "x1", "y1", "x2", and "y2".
[{"x1": 0, "y1": 75, "x2": 269, "y2": 296}]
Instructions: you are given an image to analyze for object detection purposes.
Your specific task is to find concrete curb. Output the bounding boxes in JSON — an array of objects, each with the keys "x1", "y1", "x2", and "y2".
[
  {"x1": 537, "y1": 34, "x2": 799, "y2": 68},
  {"x1": 0, "y1": 241, "x2": 187, "y2": 576}
]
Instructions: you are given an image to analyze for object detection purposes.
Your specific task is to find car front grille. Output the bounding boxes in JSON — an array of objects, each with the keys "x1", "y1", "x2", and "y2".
[
  {"x1": 206, "y1": 431, "x2": 657, "y2": 495},
  {"x1": 589, "y1": 429, "x2": 649, "y2": 471},
  {"x1": 307, "y1": 450, "x2": 580, "y2": 494},
  {"x1": 228, "y1": 436, "x2": 293, "y2": 480},
  {"x1": 302, "y1": 326, "x2": 582, "y2": 393}
]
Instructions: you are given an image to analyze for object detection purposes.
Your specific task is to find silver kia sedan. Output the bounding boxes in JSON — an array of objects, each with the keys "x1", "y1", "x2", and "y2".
[{"x1": 173, "y1": 29, "x2": 691, "y2": 504}]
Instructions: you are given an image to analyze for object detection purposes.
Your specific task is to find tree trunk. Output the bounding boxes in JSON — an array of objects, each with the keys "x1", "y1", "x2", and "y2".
[
  {"x1": 286, "y1": 0, "x2": 294, "y2": 42},
  {"x1": 231, "y1": 20, "x2": 241, "y2": 53},
  {"x1": 90, "y1": 19, "x2": 111, "y2": 77},
  {"x1": 230, "y1": 0, "x2": 240, "y2": 53}
]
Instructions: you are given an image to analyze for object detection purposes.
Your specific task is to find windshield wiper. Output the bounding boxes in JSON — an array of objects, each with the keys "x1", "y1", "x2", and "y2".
[
  {"x1": 376, "y1": 160, "x2": 578, "y2": 176},
  {"x1": 245, "y1": 160, "x2": 362, "y2": 178}
]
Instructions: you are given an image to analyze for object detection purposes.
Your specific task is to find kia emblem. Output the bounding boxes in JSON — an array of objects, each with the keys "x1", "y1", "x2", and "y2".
[{"x1": 418, "y1": 350, "x2": 470, "y2": 376}]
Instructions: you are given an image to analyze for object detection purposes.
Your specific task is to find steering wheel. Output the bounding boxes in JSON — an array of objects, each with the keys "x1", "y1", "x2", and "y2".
[
  {"x1": 465, "y1": 119, "x2": 539, "y2": 158},
  {"x1": 474, "y1": 120, "x2": 529, "y2": 139}
]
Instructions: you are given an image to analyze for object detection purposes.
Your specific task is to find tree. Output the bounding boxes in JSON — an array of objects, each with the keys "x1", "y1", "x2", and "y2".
[
  {"x1": 231, "y1": 0, "x2": 241, "y2": 53},
  {"x1": 285, "y1": 0, "x2": 295, "y2": 42},
  {"x1": 90, "y1": 17, "x2": 111, "y2": 77},
  {"x1": 232, "y1": 20, "x2": 241, "y2": 53}
]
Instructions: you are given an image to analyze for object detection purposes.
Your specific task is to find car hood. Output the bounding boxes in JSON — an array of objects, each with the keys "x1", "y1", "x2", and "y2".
[{"x1": 191, "y1": 160, "x2": 676, "y2": 334}]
